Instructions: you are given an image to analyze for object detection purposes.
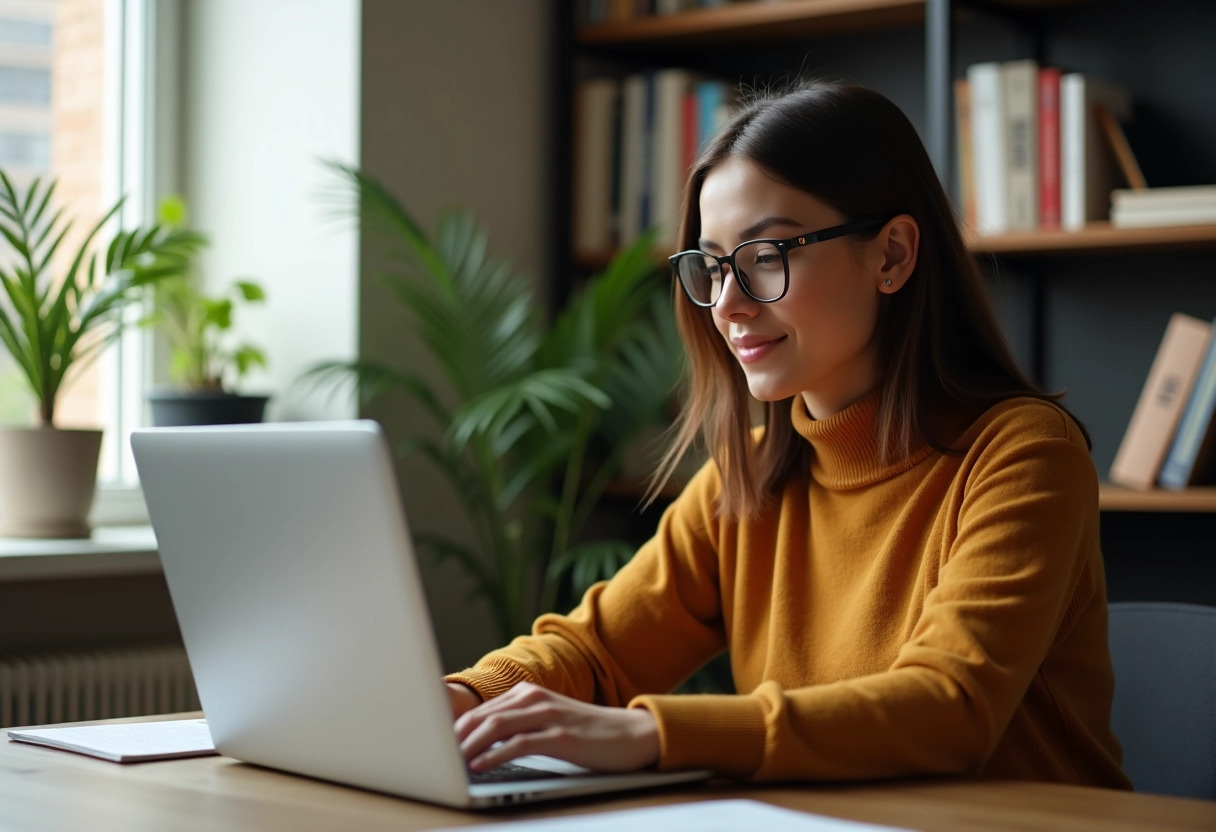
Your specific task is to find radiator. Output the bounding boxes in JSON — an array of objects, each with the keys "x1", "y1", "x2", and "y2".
[{"x1": 0, "y1": 643, "x2": 200, "y2": 728}]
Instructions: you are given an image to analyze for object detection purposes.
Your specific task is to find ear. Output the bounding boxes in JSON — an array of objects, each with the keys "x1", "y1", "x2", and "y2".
[{"x1": 874, "y1": 214, "x2": 919, "y2": 293}]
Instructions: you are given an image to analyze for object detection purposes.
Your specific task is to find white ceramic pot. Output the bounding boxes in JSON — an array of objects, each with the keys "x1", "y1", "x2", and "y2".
[{"x1": 0, "y1": 426, "x2": 103, "y2": 538}]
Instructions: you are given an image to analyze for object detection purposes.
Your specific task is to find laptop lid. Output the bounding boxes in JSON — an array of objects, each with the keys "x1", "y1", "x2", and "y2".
[{"x1": 131, "y1": 421, "x2": 708, "y2": 809}]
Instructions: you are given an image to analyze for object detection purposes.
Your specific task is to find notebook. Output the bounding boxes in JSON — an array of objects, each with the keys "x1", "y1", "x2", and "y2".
[{"x1": 130, "y1": 420, "x2": 709, "y2": 809}]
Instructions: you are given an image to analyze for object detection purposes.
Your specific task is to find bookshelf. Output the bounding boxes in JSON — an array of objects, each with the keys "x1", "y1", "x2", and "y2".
[{"x1": 566, "y1": 0, "x2": 1216, "y2": 602}]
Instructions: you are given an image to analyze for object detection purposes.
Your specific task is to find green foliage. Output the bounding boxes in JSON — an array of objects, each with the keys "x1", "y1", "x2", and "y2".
[
  {"x1": 0, "y1": 173, "x2": 207, "y2": 426},
  {"x1": 146, "y1": 274, "x2": 268, "y2": 391},
  {"x1": 139, "y1": 199, "x2": 268, "y2": 392},
  {"x1": 304, "y1": 162, "x2": 684, "y2": 641}
]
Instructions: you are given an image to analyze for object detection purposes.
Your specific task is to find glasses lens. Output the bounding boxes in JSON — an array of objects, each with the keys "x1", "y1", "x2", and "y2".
[
  {"x1": 735, "y1": 241, "x2": 786, "y2": 301},
  {"x1": 675, "y1": 253, "x2": 722, "y2": 305}
]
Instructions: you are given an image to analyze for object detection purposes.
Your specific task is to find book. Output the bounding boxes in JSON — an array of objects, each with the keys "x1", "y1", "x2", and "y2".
[
  {"x1": 618, "y1": 73, "x2": 648, "y2": 245},
  {"x1": 1111, "y1": 185, "x2": 1216, "y2": 227},
  {"x1": 954, "y1": 76, "x2": 977, "y2": 230},
  {"x1": 1060, "y1": 73, "x2": 1131, "y2": 231},
  {"x1": 573, "y1": 78, "x2": 620, "y2": 256},
  {"x1": 1002, "y1": 59, "x2": 1039, "y2": 230},
  {"x1": 1038, "y1": 67, "x2": 1063, "y2": 229},
  {"x1": 1109, "y1": 313, "x2": 1213, "y2": 490},
  {"x1": 1160, "y1": 317, "x2": 1216, "y2": 489},
  {"x1": 653, "y1": 68, "x2": 694, "y2": 251},
  {"x1": 7, "y1": 718, "x2": 217, "y2": 763},
  {"x1": 967, "y1": 61, "x2": 1006, "y2": 234}
]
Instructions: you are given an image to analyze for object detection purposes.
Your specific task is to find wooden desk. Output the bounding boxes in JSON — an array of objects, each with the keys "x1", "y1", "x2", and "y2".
[{"x1": 3, "y1": 719, "x2": 1215, "y2": 831}]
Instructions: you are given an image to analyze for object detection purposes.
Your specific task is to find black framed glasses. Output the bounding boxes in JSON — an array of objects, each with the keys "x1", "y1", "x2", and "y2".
[{"x1": 668, "y1": 216, "x2": 890, "y2": 307}]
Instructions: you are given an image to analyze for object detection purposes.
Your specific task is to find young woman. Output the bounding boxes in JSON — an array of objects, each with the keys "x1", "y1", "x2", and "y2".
[{"x1": 444, "y1": 79, "x2": 1130, "y2": 789}]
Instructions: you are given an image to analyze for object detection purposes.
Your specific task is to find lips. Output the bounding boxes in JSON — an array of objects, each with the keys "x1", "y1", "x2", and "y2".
[{"x1": 732, "y1": 334, "x2": 786, "y2": 364}]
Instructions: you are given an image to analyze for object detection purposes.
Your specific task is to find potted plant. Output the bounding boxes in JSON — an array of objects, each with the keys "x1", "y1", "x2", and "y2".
[
  {"x1": 139, "y1": 198, "x2": 269, "y2": 427},
  {"x1": 305, "y1": 163, "x2": 684, "y2": 641},
  {"x1": 0, "y1": 173, "x2": 205, "y2": 538}
]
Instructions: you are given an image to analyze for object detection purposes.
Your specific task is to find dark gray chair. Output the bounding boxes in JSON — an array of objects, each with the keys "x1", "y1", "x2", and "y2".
[{"x1": 1107, "y1": 601, "x2": 1216, "y2": 799}]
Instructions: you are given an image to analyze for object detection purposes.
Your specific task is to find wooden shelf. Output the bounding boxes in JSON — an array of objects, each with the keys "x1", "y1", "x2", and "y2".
[
  {"x1": 1098, "y1": 483, "x2": 1216, "y2": 513},
  {"x1": 577, "y1": 0, "x2": 925, "y2": 46},
  {"x1": 968, "y1": 222, "x2": 1216, "y2": 256},
  {"x1": 577, "y1": 0, "x2": 1084, "y2": 47}
]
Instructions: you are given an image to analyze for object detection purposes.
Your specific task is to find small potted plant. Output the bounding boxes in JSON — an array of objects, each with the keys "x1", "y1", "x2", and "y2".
[
  {"x1": 140, "y1": 196, "x2": 269, "y2": 427},
  {"x1": 0, "y1": 174, "x2": 205, "y2": 538}
]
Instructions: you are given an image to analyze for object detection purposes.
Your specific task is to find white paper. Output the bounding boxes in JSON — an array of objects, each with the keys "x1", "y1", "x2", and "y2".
[
  {"x1": 424, "y1": 798, "x2": 915, "y2": 831},
  {"x1": 7, "y1": 718, "x2": 217, "y2": 763}
]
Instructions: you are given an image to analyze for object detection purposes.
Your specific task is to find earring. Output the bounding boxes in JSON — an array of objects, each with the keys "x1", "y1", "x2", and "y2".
[{"x1": 883, "y1": 279, "x2": 893, "y2": 287}]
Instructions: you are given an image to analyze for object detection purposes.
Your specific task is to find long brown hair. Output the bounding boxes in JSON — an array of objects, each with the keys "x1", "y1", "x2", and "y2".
[{"x1": 650, "y1": 79, "x2": 1088, "y2": 518}]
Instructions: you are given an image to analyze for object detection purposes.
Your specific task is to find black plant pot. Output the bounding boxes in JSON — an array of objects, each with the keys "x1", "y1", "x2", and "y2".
[{"x1": 147, "y1": 390, "x2": 270, "y2": 427}]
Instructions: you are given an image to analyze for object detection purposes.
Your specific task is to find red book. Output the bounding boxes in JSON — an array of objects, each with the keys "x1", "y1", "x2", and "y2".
[
  {"x1": 682, "y1": 90, "x2": 698, "y2": 184},
  {"x1": 1039, "y1": 67, "x2": 1063, "y2": 229}
]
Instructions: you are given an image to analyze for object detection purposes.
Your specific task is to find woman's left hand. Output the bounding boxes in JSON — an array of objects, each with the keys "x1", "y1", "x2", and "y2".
[{"x1": 454, "y1": 681, "x2": 661, "y2": 773}]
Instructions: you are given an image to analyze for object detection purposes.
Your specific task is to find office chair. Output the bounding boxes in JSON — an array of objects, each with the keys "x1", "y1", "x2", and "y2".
[{"x1": 1107, "y1": 601, "x2": 1216, "y2": 799}]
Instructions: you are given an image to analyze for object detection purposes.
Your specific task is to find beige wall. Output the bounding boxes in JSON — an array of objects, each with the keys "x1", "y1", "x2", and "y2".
[
  {"x1": 360, "y1": 0, "x2": 553, "y2": 671},
  {"x1": 177, "y1": 0, "x2": 553, "y2": 671}
]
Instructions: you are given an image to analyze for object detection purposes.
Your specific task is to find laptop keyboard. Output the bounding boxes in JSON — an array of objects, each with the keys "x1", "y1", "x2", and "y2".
[{"x1": 468, "y1": 762, "x2": 568, "y2": 784}]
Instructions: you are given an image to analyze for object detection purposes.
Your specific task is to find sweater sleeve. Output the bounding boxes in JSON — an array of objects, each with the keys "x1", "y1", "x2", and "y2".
[
  {"x1": 445, "y1": 461, "x2": 728, "y2": 707},
  {"x1": 631, "y1": 409, "x2": 1103, "y2": 781}
]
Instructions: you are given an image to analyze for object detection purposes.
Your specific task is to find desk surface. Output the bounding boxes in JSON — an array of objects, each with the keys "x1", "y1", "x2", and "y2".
[{"x1": 3, "y1": 718, "x2": 1215, "y2": 832}]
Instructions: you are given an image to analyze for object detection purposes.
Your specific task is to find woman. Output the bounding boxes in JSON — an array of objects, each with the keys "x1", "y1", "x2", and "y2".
[{"x1": 444, "y1": 79, "x2": 1130, "y2": 789}]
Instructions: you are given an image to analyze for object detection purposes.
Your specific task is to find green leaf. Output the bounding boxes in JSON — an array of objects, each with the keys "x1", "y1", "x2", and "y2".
[
  {"x1": 234, "y1": 280, "x2": 265, "y2": 302},
  {"x1": 158, "y1": 194, "x2": 187, "y2": 226}
]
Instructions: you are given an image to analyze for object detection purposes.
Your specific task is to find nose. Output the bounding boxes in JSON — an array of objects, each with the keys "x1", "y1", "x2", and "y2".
[{"x1": 713, "y1": 265, "x2": 757, "y2": 319}]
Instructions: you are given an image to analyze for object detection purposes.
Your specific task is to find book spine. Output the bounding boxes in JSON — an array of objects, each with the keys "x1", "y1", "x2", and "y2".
[
  {"x1": 1160, "y1": 317, "x2": 1216, "y2": 489},
  {"x1": 1109, "y1": 313, "x2": 1213, "y2": 490},
  {"x1": 1038, "y1": 67, "x2": 1062, "y2": 230},
  {"x1": 1003, "y1": 59, "x2": 1039, "y2": 230},
  {"x1": 954, "y1": 77, "x2": 977, "y2": 231},
  {"x1": 695, "y1": 81, "x2": 724, "y2": 156},
  {"x1": 1060, "y1": 73, "x2": 1085, "y2": 231},
  {"x1": 572, "y1": 79, "x2": 620, "y2": 256},
  {"x1": 653, "y1": 69, "x2": 691, "y2": 251},
  {"x1": 967, "y1": 62, "x2": 1006, "y2": 234},
  {"x1": 618, "y1": 73, "x2": 647, "y2": 245}
]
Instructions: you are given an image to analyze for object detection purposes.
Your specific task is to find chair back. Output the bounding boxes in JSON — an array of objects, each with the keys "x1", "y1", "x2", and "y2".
[{"x1": 1108, "y1": 601, "x2": 1216, "y2": 799}]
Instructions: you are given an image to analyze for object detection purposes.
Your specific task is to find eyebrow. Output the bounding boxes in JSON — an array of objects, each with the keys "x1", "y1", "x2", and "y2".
[{"x1": 698, "y1": 215, "x2": 804, "y2": 252}]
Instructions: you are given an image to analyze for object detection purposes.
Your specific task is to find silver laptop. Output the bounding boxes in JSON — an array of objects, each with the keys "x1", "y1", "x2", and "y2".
[{"x1": 130, "y1": 420, "x2": 709, "y2": 809}]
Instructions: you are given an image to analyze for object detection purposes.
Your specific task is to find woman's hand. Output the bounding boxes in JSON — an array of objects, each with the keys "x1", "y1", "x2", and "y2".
[
  {"x1": 454, "y1": 681, "x2": 661, "y2": 773},
  {"x1": 447, "y1": 682, "x2": 482, "y2": 719}
]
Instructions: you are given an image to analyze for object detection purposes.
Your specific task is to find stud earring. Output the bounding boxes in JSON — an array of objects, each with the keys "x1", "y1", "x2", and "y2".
[{"x1": 883, "y1": 279, "x2": 893, "y2": 287}]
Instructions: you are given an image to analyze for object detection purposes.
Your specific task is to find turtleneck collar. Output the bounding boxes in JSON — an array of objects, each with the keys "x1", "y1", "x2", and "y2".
[{"x1": 789, "y1": 387, "x2": 934, "y2": 490}]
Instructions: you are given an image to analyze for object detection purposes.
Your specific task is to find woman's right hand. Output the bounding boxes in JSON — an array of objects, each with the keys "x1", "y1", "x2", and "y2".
[{"x1": 447, "y1": 682, "x2": 482, "y2": 719}]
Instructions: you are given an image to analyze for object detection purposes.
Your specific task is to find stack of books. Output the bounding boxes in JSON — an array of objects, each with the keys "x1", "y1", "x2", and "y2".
[
  {"x1": 957, "y1": 60, "x2": 1131, "y2": 234},
  {"x1": 1110, "y1": 313, "x2": 1216, "y2": 491},
  {"x1": 573, "y1": 72, "x2": 737, "y2": 257},
  {"x1": 1110, "y1": 184, "x2": 1216, "y2": 229}
]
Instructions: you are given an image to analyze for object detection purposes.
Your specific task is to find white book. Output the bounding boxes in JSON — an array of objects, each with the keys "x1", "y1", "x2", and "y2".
[
  {"x1": 573, "y1": 78, "x2": 620, "y2": 255},
  {"x1": 1112, "y1": 184, "x2": 1216, "y2": 211},
  {"x1": 618, "y1": 73, "x2": 648, "y2": 245},
  {"x1": 1061, "y1": 73, "x2": 1130, "y2": 231},
  {"x1": 1111, "y1": 203, "x2": 1216, "y2": 228},
  {"x1": 653, "y1": 69, "x2": 693, "y2": 251},
  {"x1": 1002, "y1": 59, "x2": 1039, "y2": 230},
  {"x1": 967, "y1": 62, "x2": 1006, "y2": 234}
]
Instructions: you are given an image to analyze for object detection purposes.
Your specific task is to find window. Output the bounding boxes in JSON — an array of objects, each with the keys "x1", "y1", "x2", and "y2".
[{"x1": 0, "y1": 0, "x2": 175, "y2": 523}]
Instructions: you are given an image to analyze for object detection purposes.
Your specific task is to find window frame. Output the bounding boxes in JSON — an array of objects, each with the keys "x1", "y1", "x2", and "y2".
[{"x1": 92, "y1": 0, "x2": 181, "y2": 526}]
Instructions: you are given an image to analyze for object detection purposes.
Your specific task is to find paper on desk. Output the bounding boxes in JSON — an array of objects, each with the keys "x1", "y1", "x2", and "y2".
[
  {"x1": 7, "y1": 717, "x2": 218, "y2": 763},
  {"x1": 424, "y1": 798, "x2": 914, "y2": 831}
]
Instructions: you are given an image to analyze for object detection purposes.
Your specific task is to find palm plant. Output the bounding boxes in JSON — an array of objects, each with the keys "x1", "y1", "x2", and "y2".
[
  {"x1": 306, "y1": 163, "x2": 683, "y2": 641},
  {"x1": 0, "y1": 173, "x2": 206, "y2": 426}
]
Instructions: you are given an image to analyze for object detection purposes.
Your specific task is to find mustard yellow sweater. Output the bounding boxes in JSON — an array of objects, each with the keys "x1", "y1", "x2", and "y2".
[{"x1": 447, "y1": 392, "x2": 1131, "y2": 788}]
